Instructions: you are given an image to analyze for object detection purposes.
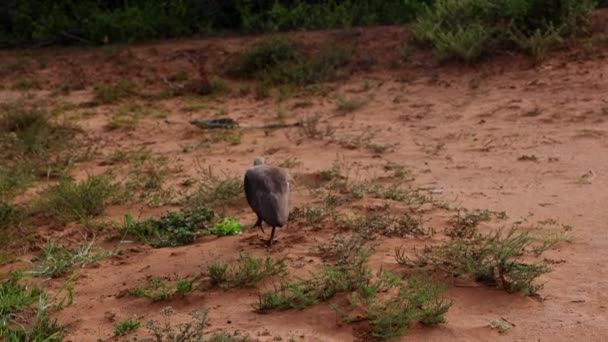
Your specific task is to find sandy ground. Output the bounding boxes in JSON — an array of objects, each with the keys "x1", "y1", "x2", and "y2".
[{"x1": 2, "y1": 17, "x2": 608, "y2": 342}]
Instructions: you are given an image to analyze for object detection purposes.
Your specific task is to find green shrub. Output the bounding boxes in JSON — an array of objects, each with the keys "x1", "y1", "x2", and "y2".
[{"x1": 413, "y1": 0, "x2": 597, "y2": 62}]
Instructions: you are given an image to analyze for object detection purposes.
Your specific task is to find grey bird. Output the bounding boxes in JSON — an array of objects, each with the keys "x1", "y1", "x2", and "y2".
[{"x1": 244, "y1": 157, "x2": 289, "y2": 245}]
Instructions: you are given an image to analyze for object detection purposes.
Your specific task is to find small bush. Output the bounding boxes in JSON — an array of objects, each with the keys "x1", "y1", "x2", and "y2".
[
  {"x1": 114, "y1": 318, "x2": 140, "y2": 336},
  {"x1": 413, "y1": 0, "x2": 596, "y2": 62},
  {"x1": 36, "y1": 175, "x2": 118, "y2": 222},
  {"x1": 397, "y1": 227, "x2": 551, "y2": 295},
  {"x1": 122, "y1": 207, "x2": 214, "y2": 248},
  {"x1": 131, "y1": 277, "x2": 171, "y2": 302}
]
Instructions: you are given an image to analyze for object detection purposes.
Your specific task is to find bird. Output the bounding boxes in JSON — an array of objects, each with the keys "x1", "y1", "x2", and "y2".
[{"x1": 244, "y1": 157, "x2": 289, "y2": 246}]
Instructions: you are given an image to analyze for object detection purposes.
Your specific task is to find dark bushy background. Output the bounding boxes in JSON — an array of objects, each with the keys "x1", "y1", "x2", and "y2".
[{"x1": 0, "y1": 0, "x2": 606, "y2": 46}]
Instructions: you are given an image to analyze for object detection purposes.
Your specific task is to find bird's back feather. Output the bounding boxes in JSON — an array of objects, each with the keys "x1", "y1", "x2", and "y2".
[{"x1": 244, "y1": 165, "x2": 289, "y2": 227}]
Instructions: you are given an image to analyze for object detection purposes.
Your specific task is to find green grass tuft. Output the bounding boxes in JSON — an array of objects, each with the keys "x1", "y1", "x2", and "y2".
[{"x1": 36, "y1": 175, "x2": 118, "y2": 222}]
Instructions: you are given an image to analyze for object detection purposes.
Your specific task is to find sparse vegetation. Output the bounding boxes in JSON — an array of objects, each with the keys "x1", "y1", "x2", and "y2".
[
  {"x1": 230, "y1": 36, "x2": 354, "y2": 86},
  {"x1": 114, "y1": 318, "x2": 140, "y2": 336},
  {"x1": 335, "y1": 96, "x2": 368, "y2": 114},
  {"x1": 0, "y1": 273, "x2": 65, "y2": 340},
  {"x1": 208, "y1": 255, "x2": 287, "y2": 288},
  {"x1": 35, "y1": 175, "x2": 118, "y2": 222},
  {"x1": 254, "y1": 247, "x2": 373, "y2": 312},
  {"x1": 397, "y1": 227, "x2": 552, "y2": 295},
  {"x1": 121, "y1": 207, "x2": 214, "y2": 248},
  {"x1": 131, "y1": 276, "x2": 198, "y2": 302},
  {"x1": 132, "y1": 307, "x2": 247, "y2": 342},
  {"x1": 93, "y1": 80, "x2": 136, "y2": 104},
  {"x1": 413, "y1": 0, "x2": 596, "y2": 62},
  {"x1": 28, "y1": 238, "x2": 115, "y2": 278},
  {"x1": 187, "y1": 167, "x2": 242, "y2": 209},
  {"x1": 333, "y1": 275, "x2": 451, "y2": 339},
  {"x1": 0, "y1": 105, "x2": 79, "y2": 200}
]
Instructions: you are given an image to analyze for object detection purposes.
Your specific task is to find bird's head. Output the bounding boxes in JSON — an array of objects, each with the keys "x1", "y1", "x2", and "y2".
[{"x1": 253, "y1": 156, "x2": 265, "y2": 166}]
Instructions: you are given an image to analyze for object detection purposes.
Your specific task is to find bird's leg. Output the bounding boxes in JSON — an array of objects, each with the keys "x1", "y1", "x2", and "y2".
[
  {"x1": 252, "y1": 218, "x2": 265, "y2": 233},
  {"x1": 268, "y1": 226, "x2": 277, "y2": 246}
]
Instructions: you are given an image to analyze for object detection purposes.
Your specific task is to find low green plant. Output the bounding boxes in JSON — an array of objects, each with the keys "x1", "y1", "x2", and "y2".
[
  {"x1": 131, "y1": 277, "x2": 172, "y2": 302},
  {"x1": 254, "y1": 247, "x2": 373, "y2": 312},
  {"x1": 28, "y1": 238, "x2": 115, "y2": 278},
  {"x1": 36, "y1": 175, "x2": 118, "y2": 222},
  {"x1": 122, "y1": 207, "x2": 214, "y2": 247},
  {"x1": 332, "y1": 274, "x2": 450, "y2": 339},
  {"x1": 412, "y1": 0, "x2": 596, "y2": 62},
  {"x1": 131, "y1": 276, "x2": 200, "y2": 302},
  {"x1": 210, "y1": 218, "x2": 243, "y2": 236},
  {"x1": 114, "y1": 318, "x2": 140, "y2": 336},
  {"x1": 208, "y1": 256, "x2": 286, "y2": 288},
  {"x1": 397, "y1": 227, "x2": 551, "y2": 295},
  {"x1": 0, "y1": 273, "x2": 64, "y2": 340}
]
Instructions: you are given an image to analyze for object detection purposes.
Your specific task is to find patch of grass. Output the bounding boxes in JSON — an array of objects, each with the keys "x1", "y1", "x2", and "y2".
[
  {"x1": 0, "y1": 273, "x2": 65, "y2": 340},
  {"x1": 93, "y1": 80, "x2": 136, "y2": 104},
  {"x1": 333, "y1": 275, "x2": 451, "y2": 339},
  {"x1": 187, "y1": 167, "x2": 242, "y2": 209},
  {"x1": 313, "y1": 234, "x2": 368, "y2": 266},
  {"x1": 254, "y1": 247, "x2": 373, "y2": 313},
  {"x1": 35, "y1": 175, "x2": 118, "y2": 222},
  {"x1": 0, "y1": 105, "x2": 76, "y2": 158},
  {"x1": 231, "y1": 36, "x2": 354, "y2": 86},
  {"x1": 114, "y1": 318, "x2": 140, "y2": 336},
  {"x1": 121, "y1": 207, "x2": 214, "y2": 248},
  {"x1": 412, "y1": 0, "x2": 595, "y2": 62},
  {"x1": 135, "y1": 307, "x2": 247, "y2": 342},
  {"x1": 446, "y1": 209, "x2": 493, "y2": 239},
  {"x1": 288, "y1": 205, "x2": 334, "y2": 229},
  {"x1": 28, "y1": 238, "x2": 115, "y2": 278},
  {"x1": 12, "y1": 79, "x2": 42, "y2": 91},
  {"x1": 208, "y1": 255, "x2": 287, "y2": 288},
  {"x1": 335, "y1": 96, "x2": 368, "y2": 114},
  {"x1": 397, "y1": 227, "x2": 551, "y2": 295},
  {"x1": 340, "y1": 210, "x2": 432, "y2": 239},
  {"x1": 131, "y1": 277, "x2": 172, "y2": 302},
  {"x1": 209, "y1": 218, "x2": 243, "y2": 236},
  {"x1": 117, "y1": 148, "x2": 180, "y2": 207}
]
